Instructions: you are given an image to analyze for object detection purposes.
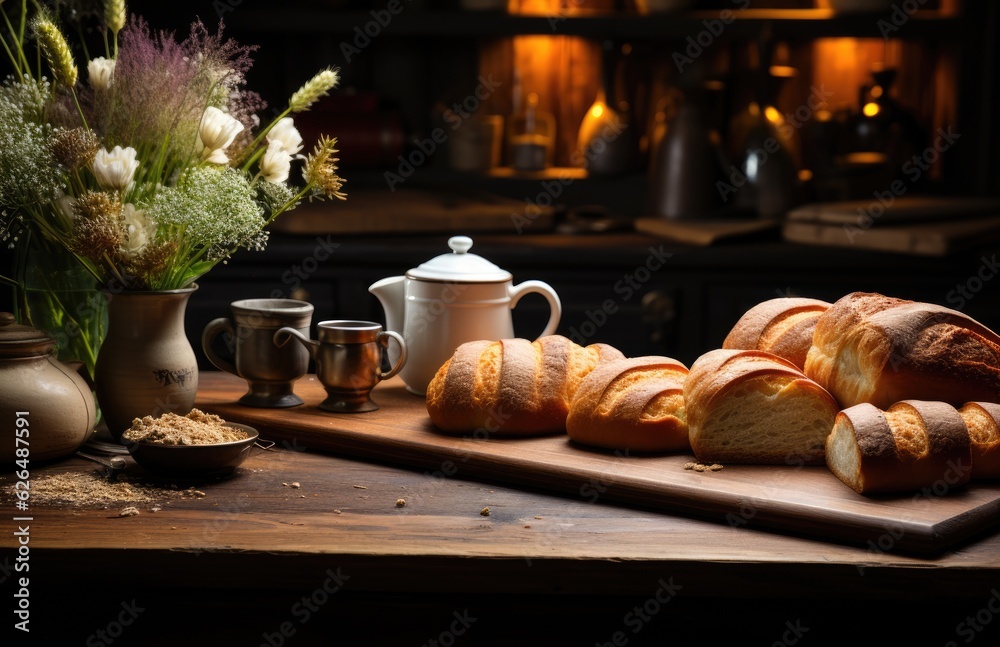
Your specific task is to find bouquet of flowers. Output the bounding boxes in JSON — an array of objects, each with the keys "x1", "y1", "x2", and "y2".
[{"x1": 0, "y1": 0, "x2": 346, "y2": 294}]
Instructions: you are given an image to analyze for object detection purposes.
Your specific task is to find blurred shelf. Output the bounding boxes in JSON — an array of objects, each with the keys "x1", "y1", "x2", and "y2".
[{"x1": 228, "y1": 9, "x2": 963, "y2": 41}]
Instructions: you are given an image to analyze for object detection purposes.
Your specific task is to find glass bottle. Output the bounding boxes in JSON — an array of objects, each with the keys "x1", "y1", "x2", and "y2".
[{"x1": 508, "y1": 91, "x2": 556, "y2": 172}]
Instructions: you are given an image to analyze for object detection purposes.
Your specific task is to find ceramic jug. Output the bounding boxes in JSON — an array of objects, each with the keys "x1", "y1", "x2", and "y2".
[
  {"x1": 0, "y1": 312, "x2": 97, "y2": 464},
  {"x1": 369, "y1": 236, "x2": 561, "y2": 395}
]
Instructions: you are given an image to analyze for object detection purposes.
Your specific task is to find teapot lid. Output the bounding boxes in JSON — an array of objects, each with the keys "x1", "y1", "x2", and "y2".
[
  {"x1": 407, "y1": 236, "x2": 512, "y2": 282},
  {"x1": 0, "y1": 312, "x2": 57, "y2": 357}
]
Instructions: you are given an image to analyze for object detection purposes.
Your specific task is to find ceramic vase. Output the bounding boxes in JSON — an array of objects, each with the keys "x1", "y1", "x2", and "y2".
[{"x1": 95, "y1": 285, "x2": 199, "y2": 441}]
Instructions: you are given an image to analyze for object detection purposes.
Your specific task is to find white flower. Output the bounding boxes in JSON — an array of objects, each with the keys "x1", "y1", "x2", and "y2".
[
  {"x1": 260, "y1": 139, "x2": 292, "y2": 184},
  {"x1": 87, "y1": 57, "x2": 115, "y2": 91},
  {"x1": 198, "y1": 106, "x2": 244, "y2": 165},
  {"x1": 266, "y1": 117, "x2": 303, "y2": 156},
  {"x1": 120, "y1": 204, "x2": 155, "y2": 257},
  {"x1": 55, "y1": 195, "x2": 77, "y2": 220},
  {"x1": 92, "y1": 146, "x2": 139, "y2": 193}
]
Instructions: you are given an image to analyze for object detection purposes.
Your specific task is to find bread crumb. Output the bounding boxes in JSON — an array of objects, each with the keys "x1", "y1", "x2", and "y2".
[
  {"x1": 289, "y1": 482, "x2": 301, "y2": 489},
  {"x1": 353, "y1": 485, "x2": 368, "y2": 489},
  {"x1": 150, "y1": 507, "x2": 161, "y2": 513},
  {"x1": 480, "y1": 507, "x2": 490, "y2": 516},
  {"x1": 395, "y1": 498, "x2": 406, "y2": 507},
  {"x1": 118, "y1": 506, "x2": 140, "y2": 517},
  {"x1": 534, "y1": 515, "x2": 543, "y2": 520},
  {"x1": 524, "y1": 524, "x2": 531, "y2": 528},
  {"x1": 5, "y1": 471, "x2": 186, "y2": 508},
  {"x1": 122, "y1": 409, "x2": 247, "y2": 445},
  {"x1": 685, "y1": 461, "x2": 721, "y2": 473},
  {"x1": 333, "y1": 509, "x2": 342, "y2": 514}
]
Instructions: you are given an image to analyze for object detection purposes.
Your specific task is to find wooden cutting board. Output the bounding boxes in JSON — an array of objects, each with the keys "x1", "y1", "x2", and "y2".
[{"x1": 196, "y1": 372, "x2": 1000, "y2": 555}]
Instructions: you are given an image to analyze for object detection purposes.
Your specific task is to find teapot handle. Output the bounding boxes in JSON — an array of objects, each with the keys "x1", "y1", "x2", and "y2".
[{"x1": 508, "y1": 280, "x2": 562, "y2": 339}]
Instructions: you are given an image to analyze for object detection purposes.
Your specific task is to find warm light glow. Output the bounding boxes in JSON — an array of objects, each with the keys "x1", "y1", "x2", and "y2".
[
  {"x1": 863, "y1": 102, "x2": 880, "y2": 117},
  {"x1": 798, "y1": 169, "x2": 813, "y2": 183},
  {"x1": 844, "y1": 152, "x2": 888, "y2": 165},
  {"x1": 816, "y1": 109, "x2": 832, "y2": 122},
  {"x1": 764, "y1": 106, "x2": 783, "y2": 126},
  {"x1": 769, "y1": 65, "x2": 797, "y2": 79},
  {"x1": 870, "y1": 85, "x2": 884, "y2": 99},
  {"x1": 590, "y1": 103, "x2": 604, "y2": 119},
  {"x1": 812, "y1": 38, "x2": 899, "y2": 115},
  {"x1": 748, "y1": 102, "x2": 761, "y2": 117}
]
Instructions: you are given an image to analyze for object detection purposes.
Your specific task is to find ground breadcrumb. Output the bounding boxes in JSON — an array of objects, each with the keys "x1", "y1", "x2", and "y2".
[
  {"x1": 123, "y1": 409, "x2": 247, "y2": 445},
  {"x1": 4, "y1": 471, "x2": 201, "y2": 508},
  {"x1": 684, "y1": 461, "x2": 724, "y2": 473}
]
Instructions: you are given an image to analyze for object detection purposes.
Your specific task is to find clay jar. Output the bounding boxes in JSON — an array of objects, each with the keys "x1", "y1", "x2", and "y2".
[{"x1": 0, "y1": 312, "x2": 97, "y2": 465}]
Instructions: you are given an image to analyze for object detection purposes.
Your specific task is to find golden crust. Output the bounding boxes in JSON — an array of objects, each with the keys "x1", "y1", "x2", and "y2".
[
  {"x1": 828, "y1": 400, "x2": 972, "y2": 494},
  {"x1": 424, "y1": 335, "x2": 625, "y2": 435},
  {"x1": 958, "y1": 401, "x2": 1000, "y2": 480},
  {"x1": 723, "y1": 297, "x2": 830, "y2": 370},
  {"x1": 805, "y1": 292, "x2": 1000, "y2": 408},
  {"x1": 684, "y1": 349, "x2": 838, "y2": 465},
  {"x1": 566, "y1": 356, "x2": 689, "y2": 453}
]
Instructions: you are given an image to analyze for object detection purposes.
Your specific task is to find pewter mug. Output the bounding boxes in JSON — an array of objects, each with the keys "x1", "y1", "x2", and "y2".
[
  {"x1": 274, "y1": 320, "x2": 407, "y2": 413},
  {"x1": 202, "y1": 298, "x2": 314, "y2": 408}
]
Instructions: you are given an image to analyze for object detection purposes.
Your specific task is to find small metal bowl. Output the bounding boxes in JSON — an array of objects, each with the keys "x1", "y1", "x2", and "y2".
[{"x1": 125, "y1": 423, "x2": 259, "y2": 478}]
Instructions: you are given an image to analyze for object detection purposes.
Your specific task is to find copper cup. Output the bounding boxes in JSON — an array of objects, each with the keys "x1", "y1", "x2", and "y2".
[{"x1": 274, "y1": 320, "x2": 406, "y2": 413}]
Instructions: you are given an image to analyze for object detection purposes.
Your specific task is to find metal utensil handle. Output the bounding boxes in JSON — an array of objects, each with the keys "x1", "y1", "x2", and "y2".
[{"x1": 377, "y1": 330, "x2": 407, "y2": 380}]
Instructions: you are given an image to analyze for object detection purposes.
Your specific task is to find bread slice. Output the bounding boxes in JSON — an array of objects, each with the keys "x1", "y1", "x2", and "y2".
[
  {"x1": 425, "y1": 335, "x2": 625, "y2": 435},
  {"x1": 958, "y1": 402, "x2": 1000, "y2": 480},
  {"x1": 684, "y1": 349, "x2": 839, "y2": 466},
  {"x1": 805, "y1": 291, "x2": 1000, "y2": 408},
  {"x1": 566, "y1": 356, "x2": 689, "y2": 452},
  {"x1": 722, "y1": 297, "x2": 831, "y2": 370},
  {"x1": 826, "y1": 400, "x2": 973, "y2": 494}
]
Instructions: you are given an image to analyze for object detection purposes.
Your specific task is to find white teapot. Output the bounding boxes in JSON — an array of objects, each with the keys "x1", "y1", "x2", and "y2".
[{"x1": 369, "y1": 236, "x2": 561, "y2": 395}]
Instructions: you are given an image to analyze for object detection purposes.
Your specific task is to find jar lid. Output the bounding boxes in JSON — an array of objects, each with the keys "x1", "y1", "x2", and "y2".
[
  {"x1": 406, "y1": 236, "x2": 511, "y2": 283},
  {"x1": 0, "y1": 312, "x2": 57, "y2": 357}
]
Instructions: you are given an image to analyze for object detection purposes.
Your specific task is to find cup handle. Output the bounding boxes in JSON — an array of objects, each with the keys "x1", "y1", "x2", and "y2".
[
  {"x1": 377, "y1": 330, "x2": 407, "y2": 380},
  {"x1": 508, "y1": 280, "x2": 562, "y2": 339},
  {"x1": 273, "y1": 327, "x2": 319, "y2": 359},
  {"x1": 201, "y1": 317, "x2": 239, "y2": 376}
]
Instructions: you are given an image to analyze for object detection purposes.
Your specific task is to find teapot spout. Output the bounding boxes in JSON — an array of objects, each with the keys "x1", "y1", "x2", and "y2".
[{"x1": 368, "y1": 276, "x2": 406, "y2": 335}]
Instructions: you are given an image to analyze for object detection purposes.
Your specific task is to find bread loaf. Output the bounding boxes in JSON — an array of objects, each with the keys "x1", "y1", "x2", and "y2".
[
  {"x1": 425, "y1": 335, "x2": 625, "y2": 435},
  {"x1": 566, "y1": 356, "x2": 689, "y2": 452},
  {"x1": 722, "y1": 297, "x2": 831, "y2": 370},
  {"x1": 958, "y1": 402, "x2": 1000, "y2": 480},
  {"x1": 684, "y1": 349, "x2": 839, "y2": 466},
  {"x1": 805, "y1": 291, "x2": 1000, "y2": 409},
  {"x1": 826, "y1": 401, "x2": 973, "y2": 494}
]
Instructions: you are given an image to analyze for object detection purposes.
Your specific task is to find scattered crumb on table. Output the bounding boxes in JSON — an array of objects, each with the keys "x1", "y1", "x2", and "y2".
[{"x1": 684, "y1": 462, "x2": 724, "y2": 473}]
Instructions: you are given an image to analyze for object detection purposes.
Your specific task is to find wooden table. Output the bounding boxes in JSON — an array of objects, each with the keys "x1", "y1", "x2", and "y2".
[{"x1": 4, "y1": 374, "x2": 1000, "y2": 645}]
